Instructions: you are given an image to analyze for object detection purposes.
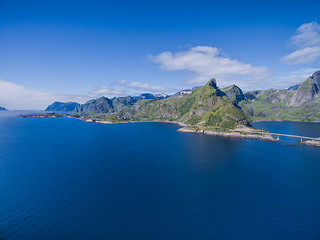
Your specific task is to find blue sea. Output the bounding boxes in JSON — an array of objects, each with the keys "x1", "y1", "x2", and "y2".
[{"x1": 0, "y1": 111, "x2": 320, "y2": 240}]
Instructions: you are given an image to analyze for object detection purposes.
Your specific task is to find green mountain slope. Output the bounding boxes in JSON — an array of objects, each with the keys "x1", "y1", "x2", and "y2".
[
  {"x1": 44, "y1": 70, "x2": 320, "y2": 125},
  {"x1": 112, "y1": 78, "x2": 249, "y2": 129},
  {"x1": 239, "y1": 70, "x2": 320, "y2": 121}
]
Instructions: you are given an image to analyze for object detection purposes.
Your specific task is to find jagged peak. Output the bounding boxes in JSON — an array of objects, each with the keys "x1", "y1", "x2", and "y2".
[
  {"x1": 311, "y1": 70, "x2": 320, "y2": 78},
  {"x1": 224, "y1": 84, "x2": 241, "y2": 90},
  {"x1": 205, "y1": 78, "x2": 217, "y2": 88},
  {"x1": 311, "y1": 70, "x2": 320, "y2": 86}
]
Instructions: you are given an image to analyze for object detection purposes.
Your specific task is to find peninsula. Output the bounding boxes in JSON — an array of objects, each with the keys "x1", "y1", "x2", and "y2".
[
  {"x1": 21, "y1": 70, "x2": 320, "y2": 145},
  {"x1": 22, "y1": 78, "x2": 277, "y2": 142}
]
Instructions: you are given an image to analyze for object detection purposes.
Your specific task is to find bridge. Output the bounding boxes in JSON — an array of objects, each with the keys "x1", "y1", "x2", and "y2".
[{"x1": 252, "y1": 132, "x2": 320, "y2": 143}]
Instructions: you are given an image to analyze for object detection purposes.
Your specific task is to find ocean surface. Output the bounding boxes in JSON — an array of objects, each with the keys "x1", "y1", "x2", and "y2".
[{"x1": 0, "y1": 112, "x2": 320, "y2": 240}]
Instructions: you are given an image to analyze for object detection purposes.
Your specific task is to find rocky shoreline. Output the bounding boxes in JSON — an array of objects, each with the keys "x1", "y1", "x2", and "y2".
[
  {"x1": 83, "y1": 118, "x2": 188, "y2": 127},
  {"x1": 177, "y1": 127, "x2": 278, "y2": 142},
  {"x1": 82, "y1": 118, "x2": 276, "y2": 141},
  {"x1": 303, "y1": 139, "x2": 320, "y2": 147},
  {"x1": 23, "y1": 114, "x2": 320, "y2": 144}
]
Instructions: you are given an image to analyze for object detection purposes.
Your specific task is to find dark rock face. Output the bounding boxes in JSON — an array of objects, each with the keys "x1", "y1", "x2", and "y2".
[
  {"x1": 311, "y1": 70, "x2": 320, "y2": 87},
  {"x1": 288, "y1": 72, "x2": 320, "y2": 107},
  {"x1": 112, "y1": 96, "x2": 139, "y2": 112},
  {"x1": 139, "y1": 93, "x2": 156, "y2": 99},
  {"x1": 206, "y1": 78, "x2": 217, "y2": 88},
  {"x1": 80, "y1": 97, "x2": 114, "y2": 113},
  {"x1": 238, "y1": 70, "x2": 320, "y2": 122},
  {"x1": 222, "y1": 85, "x2": 245, "y2": 103},
  {"x1": 243, "y1": 90, "x2": 261, "y2": 101},
  {"x1": 0, "y1": 106, "x2": 7, "y2": 111},
  {"x1": 287, "y1": 84, "x2": 300, "y2": 91},
  {"x1": 45, "y1": 93, "x2": 168, "y2": 114},
  {"x1": 45, "y1": 102, "x2": 80, "y2": 112}
]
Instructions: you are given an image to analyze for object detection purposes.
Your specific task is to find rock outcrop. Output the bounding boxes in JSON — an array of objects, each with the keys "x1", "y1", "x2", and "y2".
[
  {"x1": 80, "y1": 97, "x2": 114, "y2": 113},
  {"x1": 238, "y1": 70, "x2": 320, "y2": 122},
  {"x1": 287, "y1": 70, "x2": 320, "y2": 107},
  {"x1": 221, "y1": 84, "x2": 245, "y2": 103},
  {"x1": 45, "y1": 102, "x2": 80, "y2": 112},
  {"x1": 46, "y1": 93, "x2": 168, "y2": 113}
]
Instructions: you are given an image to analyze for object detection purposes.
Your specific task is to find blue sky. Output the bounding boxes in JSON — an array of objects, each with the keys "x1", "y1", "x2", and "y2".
[{"x1": 0, "y1": 0, "x2": 320, "y2": 109}]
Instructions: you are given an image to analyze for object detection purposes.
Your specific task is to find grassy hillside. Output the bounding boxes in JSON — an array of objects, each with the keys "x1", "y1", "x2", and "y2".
[
  {"x1": 105, "y1": 79, "x2": 249, "y2": 129},
  {"x1": 239, "y1": 85, "x2": 320, "y2": 122}
]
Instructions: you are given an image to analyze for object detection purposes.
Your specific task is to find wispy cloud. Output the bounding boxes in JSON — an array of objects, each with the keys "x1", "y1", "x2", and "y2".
[
  {"x1": 282, "y1": 21, "x2": 320, "y2": 65},
  {"x1": 116, "y1": 80, "x2": 170, "y2": 92},
  {"x1": 90, "y1": 80, "x2": 172, "y2": 98},
  {"x1": 0, "y1": 78, "x2": 90, "y2": 110},
  {"x1": 90, "y1": 86, "x2": 127, "y2": 96},
  {"x1": 149, "y1": 46, "x2": 271, "y2": 88},
  {"x1": 278, "y1": 68, "x2": 319, "y2": 88},
  {"x1": 0, "y1": 77, "x2": 172, "y2": 110}
]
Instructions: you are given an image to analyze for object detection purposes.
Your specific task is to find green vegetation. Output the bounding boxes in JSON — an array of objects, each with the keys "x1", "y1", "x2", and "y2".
[
  {"x1": 239, "y1": 88, "x2": 320, "y2": 122},
  {"x1": 116, "y1": 78, "x2": 250, "y2": 129},
  {"x1": 41, "y1": 70, "x2": 320, "y2": 127},
  {"x1": 20, "y1": 112, "x2": 63, "y2": 118},
  {"x1": 66, "y1": 78, "x2": 251, "y2": 131}
]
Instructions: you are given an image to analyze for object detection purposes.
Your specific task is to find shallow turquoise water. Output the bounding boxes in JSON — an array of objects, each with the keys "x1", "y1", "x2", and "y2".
[{"x1": 0, "y1": 112, "x2": 320, "y2": 239}]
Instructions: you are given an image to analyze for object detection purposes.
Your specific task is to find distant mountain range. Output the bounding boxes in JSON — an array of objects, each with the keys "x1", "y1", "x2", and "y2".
[
  {"x1": 46, "y1": 93, "x2": 169, "y2": 113},
  {"x1": 46, "y1": 79, "x2": 248, "y2": 129},
  {"x1": 238, "y1": 70, "x2": 320, "y2": 121},
  {"x1": 45, "y1": 70, "x2": 320, "y2": 124},
  {"x1": 0, "y1": 106, "x2": 7, "y2": 111}
]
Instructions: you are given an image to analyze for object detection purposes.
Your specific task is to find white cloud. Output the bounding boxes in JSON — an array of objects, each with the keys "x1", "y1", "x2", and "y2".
[
  {"x1": 117, "y1": 80, "x2": 169, "y2": 92},
  {"x1": 0, "y1": 78, "x2": 90, "y2": 110},
  {"x1": 291, "y1": 21, "x2": 320, "y2": 48},
  {"x1": 90, "y1": 86, "x2": 127, "y2": 96},
  {"x1": 90, "y1": 80, "x2": 172, "y2": 99},
  {"x1": 282, "y1": 47, "x2": 320, "y2": 65},
  {"x1": 149, "y1": 46, "x2": 270, "y2": 88},
  {"x1": 282, "y1": 21, "x2": 320, "y2": 65},
  {"x1": 278, "y1": 68, "x2": 319, "y2": 88},
  {"x1": 0, "y1": 78, "x2": 171, "y2": 110}
]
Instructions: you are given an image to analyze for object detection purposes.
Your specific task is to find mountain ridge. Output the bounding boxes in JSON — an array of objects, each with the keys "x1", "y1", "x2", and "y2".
[
  {"x1": 45, "y1": 70, "x2": 320, "y2": 123},
  {"x1": 239, "y1": 70, "x2": 320, "y2": 121}
]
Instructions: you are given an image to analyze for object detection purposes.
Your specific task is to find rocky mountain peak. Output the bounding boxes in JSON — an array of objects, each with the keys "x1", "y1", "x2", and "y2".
[
  {"x1": 311, "y1": 70, "x2": 320, "y2": 87},
  {"x1": 287, "y1": 70, "x2": 320, "y2": 107},
  {"x1": 45, "y1": 102, "x2": 80, "y2": 112},
  {"x1": 206, "y1": 78, "x2": 217, "y2": 88},
  {"x1": 222, "y1": 84, "x2": 245, "y2": 103}
]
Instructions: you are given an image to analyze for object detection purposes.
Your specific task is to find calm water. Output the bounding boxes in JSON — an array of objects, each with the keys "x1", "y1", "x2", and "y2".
[{"x1": 0, "y1": 112, "x2": 320, "y2": 240}]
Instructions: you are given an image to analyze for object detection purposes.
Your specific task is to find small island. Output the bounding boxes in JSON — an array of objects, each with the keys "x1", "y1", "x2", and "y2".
[{"x1": 20, "y1": 112, "x2": 62, "y2": 118}]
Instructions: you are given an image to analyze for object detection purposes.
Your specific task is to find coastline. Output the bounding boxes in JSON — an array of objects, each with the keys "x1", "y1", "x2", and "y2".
[
  {"x1": 21, "y1": 114, "x2": 320, "y2": 144},
  {"x1": 88, "y1": 118, "x2": 277, "y2": 142},
  {"x1": 303, "y1": 139, "x2": 320, "y2": 147},
  {"x1": 177, "y1": 126, "x2": 277, "y2": 142},
  {"x1": 79, "y1": 117, "x2": 277, "y2": 141},
  {"x1": 252, "y1": 119, "x2": 320, "y2": 124},
  {"x1": 93, "y1": 119, "x2": 188, "y2": 127}
]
